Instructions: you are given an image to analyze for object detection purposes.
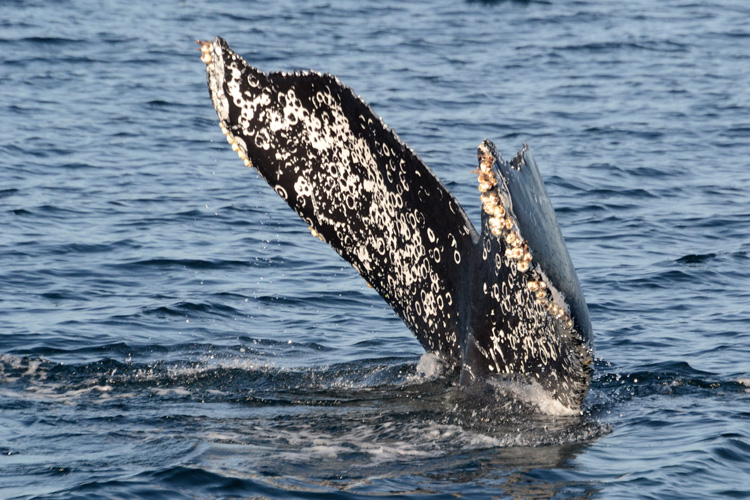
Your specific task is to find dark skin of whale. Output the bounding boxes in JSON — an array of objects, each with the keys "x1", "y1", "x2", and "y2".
[{"x1": 199, "y1": 37, "x2": 593, "y2": 410}]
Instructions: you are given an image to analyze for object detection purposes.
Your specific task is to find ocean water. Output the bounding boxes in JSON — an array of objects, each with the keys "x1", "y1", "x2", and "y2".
[{"x1": 1, "y1": 0, "x2": 749, "y2": 498}]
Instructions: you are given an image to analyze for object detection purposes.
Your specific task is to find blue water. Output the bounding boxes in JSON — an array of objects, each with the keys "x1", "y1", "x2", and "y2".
[{"x1": 2, "y1": 0, "x2": 749, "y2": 498}]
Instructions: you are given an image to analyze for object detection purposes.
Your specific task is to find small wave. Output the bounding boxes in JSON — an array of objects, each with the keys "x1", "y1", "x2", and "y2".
[
  {"x1": 140, "y1": 300, "x2": 242, "y2": 318},
  {"x1": 18, "y1": 36, "x2": 84, "y2": 45},
  {"x1": 677, "y1": 253, "x2": 718, "y2": 265},
  {"x1": 114, "y1": 257, "x2": 255, "y2": 270},
  {"x1": 590, "y1": 361, "x2": 750, "y2": 409},
  {"x1": 556, "y1": 40, "x2": 688, "y2": 54},
  {"x1": 0, "y1": 188, "x2": 19, "y2": 199}
]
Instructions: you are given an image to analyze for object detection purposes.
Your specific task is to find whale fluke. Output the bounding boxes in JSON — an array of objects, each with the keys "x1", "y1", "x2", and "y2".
[{"x1": 199, "y1": 37, "x2": 593, "y2": 410}]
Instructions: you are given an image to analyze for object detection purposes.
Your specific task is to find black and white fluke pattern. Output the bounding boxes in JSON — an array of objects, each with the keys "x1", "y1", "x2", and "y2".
[{"x1": 200, "y1": 37, "x2": 593, "y2": 410}]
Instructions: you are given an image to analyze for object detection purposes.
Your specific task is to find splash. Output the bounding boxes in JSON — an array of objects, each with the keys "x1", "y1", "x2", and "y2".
[
  {"x1": 412, "y1": 352, "x2": 446, "y2": 381},
  {"x1": 487, "y1": 378, "x2": 581, "y2": 416}
]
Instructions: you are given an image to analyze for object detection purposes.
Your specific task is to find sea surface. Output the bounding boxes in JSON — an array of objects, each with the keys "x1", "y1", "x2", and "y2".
[{"x1": 1, "y1": 0, "x2": 749, "y2": 498}]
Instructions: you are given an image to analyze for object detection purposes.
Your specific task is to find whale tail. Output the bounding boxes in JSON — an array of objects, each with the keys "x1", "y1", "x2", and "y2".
[{"x1": 199, "y1": 37, "x2": 593, "y2": 410}]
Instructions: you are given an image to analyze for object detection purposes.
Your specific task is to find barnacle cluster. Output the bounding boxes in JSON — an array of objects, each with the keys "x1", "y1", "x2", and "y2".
[
  {"x1": 527, "y1": 279, "x2": 573, "y2": 329},
  {"x1": 197, "y1": 39, "x2": 212, "y2": 64},
  {"x1": 309, "y1": 226, "x2": 324, "y2": 241},
  {"x1": 476, "y1": 144, "x2": 574, "y2": 330},
  {"x1": 219, "y1": 122, "x2": 252, "y2": 167},
  {"x1": 476, "y1": 145, "x2": 531, "y2": 273}
]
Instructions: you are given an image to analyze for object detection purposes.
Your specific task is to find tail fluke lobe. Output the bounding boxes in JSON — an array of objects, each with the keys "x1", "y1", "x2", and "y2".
[
  {"x1": 462, "y1": 141, "x2": 592, "y2": 409},
  {"x1": 202, "y1": 37, "x2": 479, "y2": 369}
]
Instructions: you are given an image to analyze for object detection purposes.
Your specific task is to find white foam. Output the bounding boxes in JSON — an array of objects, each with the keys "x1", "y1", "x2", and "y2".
[
  {"x1": 126, "y1": 357, "x2": 275, "y2": 383},
  {"x1": 7, "y1": 383, "x2": 116, "y2": 405},
  {"x1": 151, "y1": 387, "x2": 191, "y2": 397},
  {"x1": 412, "y1": 352, "x2": 445, "y2": 381},
  {"x1": 237, "y1": 417, "x2": 544, "y2": 471},
  {"x1": 488, "y1": 378, "x2": 579, "y2": 416},
  {"x1": 271, "y1": 424, "x2": 440, "y2": 465}
]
